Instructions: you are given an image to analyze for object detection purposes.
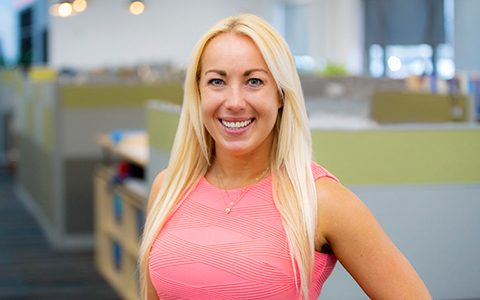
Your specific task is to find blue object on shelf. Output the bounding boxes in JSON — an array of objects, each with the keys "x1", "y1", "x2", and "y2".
[
  {"x1": 112, "y1": 240, "x2": 122, "y2": 271},
  {"x1": 109, "y1": 129, "x2": 145, "y2": 144},
  {"x1": 113, "y1": 193, "x2": 123, "y2": 224}
]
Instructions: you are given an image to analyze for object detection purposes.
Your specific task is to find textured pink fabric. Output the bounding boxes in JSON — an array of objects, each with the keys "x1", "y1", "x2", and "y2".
[{"x1": 149, "y1": 162, "x2": 338, "y2": 299}]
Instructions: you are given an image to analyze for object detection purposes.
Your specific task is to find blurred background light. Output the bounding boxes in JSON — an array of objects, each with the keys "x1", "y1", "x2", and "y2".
[
  {"x1": 381, "y1": 44, "x2": 441, "y2": 78},
  {"x1": 435, "y1": 43, "x2": 455, "y2": 79},
  {"x1": 369, "y1": 44, "x2": 384, "y2": 78},
  {"x1": 436, "y1": 58, "x2": 455, "y2": 80},
  {"x1": 387, "y1": 56, "x2": 402, "y2": 71},
  {"x1": 424, "y1": 59, "x2": 434, "y2": 75},
  {"x1": 370, "y1": 60, "x2": 384, "y2": 78},
  {"x1": 58, "y1": 2, "x2": 73, "y2": 17},
  {"x1": 409, "y1": 58, "x2": 426, "y2": 76},
  {"x1": 418, "y1": 44, "x2": 433, "y2": 58},
  {"x1": 129, "y1": 1, "x2": 145, "y2": 15},
  {"x1": 369, "y1": 44, "x2": 383, "y2": 59},
  {"x1": 294, "y1": 55, "x2": 316, "y2": 72},
  {"x1": 72, "y1": 0, "x2": 87, "y2": 13}
]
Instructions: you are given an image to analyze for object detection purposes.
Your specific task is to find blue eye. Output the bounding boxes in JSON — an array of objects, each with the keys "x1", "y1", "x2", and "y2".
[
  {"x1": 209, "y1": 79, "x2": 224, "y2": 86},
  {"x1": 248, "y1": 78, "x2": 263, "y2": 86}
]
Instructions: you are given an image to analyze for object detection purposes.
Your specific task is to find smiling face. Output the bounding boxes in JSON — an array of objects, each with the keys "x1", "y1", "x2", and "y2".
[{"x1": 199, "y1": 33, "x2": 282, "y2": 159}]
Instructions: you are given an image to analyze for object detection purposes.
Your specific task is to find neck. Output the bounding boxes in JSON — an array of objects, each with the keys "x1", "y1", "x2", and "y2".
[{"x1": 209, "y1": 149, "x2": 271, "y2": 190}]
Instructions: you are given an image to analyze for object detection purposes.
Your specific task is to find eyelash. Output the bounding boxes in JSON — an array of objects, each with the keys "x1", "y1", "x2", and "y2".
[
  {"x1": 208, "y1": 78, "x2": 224, "y2": 86},
  {"x1": 207, "y1": 78, "x2": 263, "y2": 86},
  {"x1": 248, "y1": 78, "x2": 263, "y2": 86}
]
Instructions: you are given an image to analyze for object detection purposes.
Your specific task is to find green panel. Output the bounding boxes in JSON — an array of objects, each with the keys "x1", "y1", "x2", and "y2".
[
  {"x1": 0, "y1": 69, "x2": 17, "y2": 82},
  {"x1": 61, "y1": 83, "x2": 183, "y2": 108},
  {"x1": 147, "y1": 109, "x2": 180, "y2": 152},
  {"x1": 312, "y1": 129, "x2": 480, "y2": 185},
  {"x1": 43, "y1": 107, "x2": 55, "y2": 153},
  {"x1": 372, "y1": 92, "x2": 468, "y2": 123}
]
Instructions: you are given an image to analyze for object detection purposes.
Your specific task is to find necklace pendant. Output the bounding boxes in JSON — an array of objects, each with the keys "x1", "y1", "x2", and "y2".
[{"x1": 225, "y1": 208, "x2": 231, "y2": 214}]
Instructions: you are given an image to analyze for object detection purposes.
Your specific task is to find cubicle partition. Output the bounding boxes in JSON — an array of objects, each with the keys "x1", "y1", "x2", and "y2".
[
  {"x1": 16, "y1": 79, "x2": 58, "y2": 237},
  {"x1": 15, "y1": 80, "x2": 183, "y2": 250},
  {"x1": 312, "y1": 125, "x2": 480, "y2": 299},
  {"x1": 146, "y1": 100, "x2": 181, "y2": 189}
]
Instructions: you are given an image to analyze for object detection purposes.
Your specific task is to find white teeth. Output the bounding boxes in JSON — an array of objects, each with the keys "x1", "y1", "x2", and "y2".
[{"x1": 222, "y1": 119, "x2": 253, "y2": 130}]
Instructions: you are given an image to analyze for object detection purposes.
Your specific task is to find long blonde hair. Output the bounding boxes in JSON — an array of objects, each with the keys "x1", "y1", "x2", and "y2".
[{"x1": 139, "y1": 14, "x2": 317, "y2": 300}]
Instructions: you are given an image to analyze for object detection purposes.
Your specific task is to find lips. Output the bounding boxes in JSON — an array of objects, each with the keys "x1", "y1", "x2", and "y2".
[{"x1": 220, "y1": 118, "x2": 254, "y2": 130}]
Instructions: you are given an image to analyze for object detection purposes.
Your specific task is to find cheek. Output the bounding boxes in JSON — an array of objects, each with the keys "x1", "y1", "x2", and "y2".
[
  {"x1": 201, "y1": 97, "x2": 216, "y2": 119},
  {"x1": 200, "y1": 89, "x2": 218, "y2": 114},
  {"x1": 200, "y1": 97, "x2": 221, "y2": 132}
]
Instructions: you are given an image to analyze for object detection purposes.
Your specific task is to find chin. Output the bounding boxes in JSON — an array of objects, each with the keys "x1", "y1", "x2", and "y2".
[{"x1": 223, "y1": 147, "x2": 251, "y2": 156}]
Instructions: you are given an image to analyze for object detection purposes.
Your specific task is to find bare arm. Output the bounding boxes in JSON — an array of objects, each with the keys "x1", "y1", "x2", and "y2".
[
  {"x1": 315, "y1": 177, "x2": 432, "y2": 299},
  {"x1": 144, "y1": 169, "x2": 168, "y2": 300}
]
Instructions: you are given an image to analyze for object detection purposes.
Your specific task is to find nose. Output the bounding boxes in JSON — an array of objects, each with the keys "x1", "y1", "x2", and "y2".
[{"x1": 224, "y1": 85, "x2": 246, "y2": 112}]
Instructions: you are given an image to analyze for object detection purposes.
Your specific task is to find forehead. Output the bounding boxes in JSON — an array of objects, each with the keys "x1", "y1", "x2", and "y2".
[{"x1": 200, "y1": 33, "x2": 269, "y2": 70}]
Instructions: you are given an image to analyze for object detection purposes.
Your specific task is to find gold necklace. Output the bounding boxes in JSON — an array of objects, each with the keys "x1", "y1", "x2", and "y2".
[{"x1": 214, "y1": 166, "x2": 270, "y2": 214}]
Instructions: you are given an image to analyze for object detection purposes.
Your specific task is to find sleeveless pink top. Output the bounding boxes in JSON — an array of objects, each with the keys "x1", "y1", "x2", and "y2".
[{"x1": 149, "y1": 162, "x2": 338, "y2": 299}]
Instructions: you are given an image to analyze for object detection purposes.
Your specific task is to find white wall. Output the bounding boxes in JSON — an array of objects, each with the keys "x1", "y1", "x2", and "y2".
[
  {"x1": 49, "y1": 0, "x2": 272, "y2": 69},
  {"x1": 311, "y1": 0, "x2": 364, "y2": 74},
  {"x1": 48, "y1": 0, "x2": 365, "y2": 73}
]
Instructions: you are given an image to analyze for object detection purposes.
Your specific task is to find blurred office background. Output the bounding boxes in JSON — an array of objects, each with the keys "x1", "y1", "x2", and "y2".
[{"x1": 0, "y1": 0, "x2": 479, "y2": 299}]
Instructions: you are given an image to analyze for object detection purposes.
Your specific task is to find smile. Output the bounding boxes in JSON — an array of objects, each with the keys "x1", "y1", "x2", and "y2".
[{"x1": 221, "y1": 119, "x2": 253, "y2": 130}]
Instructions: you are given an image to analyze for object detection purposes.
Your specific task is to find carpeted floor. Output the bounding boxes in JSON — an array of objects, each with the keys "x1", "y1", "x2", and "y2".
[{"x1": 0, "y1": 166, "x2": 121, "y2": 300}]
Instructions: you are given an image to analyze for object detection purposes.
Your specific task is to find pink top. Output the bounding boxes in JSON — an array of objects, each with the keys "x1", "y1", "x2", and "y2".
[{"x1": 149, "y1": 162, "x2": 338, "y2": 299}]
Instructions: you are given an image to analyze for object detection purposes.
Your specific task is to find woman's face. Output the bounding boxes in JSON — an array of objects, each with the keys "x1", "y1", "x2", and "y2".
[{"x1": 199, "y1": 33, "x2": 282, "y2": 158}]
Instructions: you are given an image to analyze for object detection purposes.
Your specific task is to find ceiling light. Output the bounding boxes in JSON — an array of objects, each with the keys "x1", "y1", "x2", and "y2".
[
  {"x1": 129, "y1": 1, "x2": 145, "y2": 15},
  {"x1": 58, "y1": 2, "x2": 73, "y2": 17},
  {"x1": 72, "y1": 0, "x2": 87, "y2": 12}
]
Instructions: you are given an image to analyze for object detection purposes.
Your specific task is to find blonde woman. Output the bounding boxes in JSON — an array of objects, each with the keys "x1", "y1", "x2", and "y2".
[{"x1": 139, "y1": 14, "x2": 431, "y2": 300}]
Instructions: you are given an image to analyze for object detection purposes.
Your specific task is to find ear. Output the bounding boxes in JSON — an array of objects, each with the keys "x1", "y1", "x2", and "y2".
[{"x1": 277, "y1": 89, "x2": 284, "y2": 109}]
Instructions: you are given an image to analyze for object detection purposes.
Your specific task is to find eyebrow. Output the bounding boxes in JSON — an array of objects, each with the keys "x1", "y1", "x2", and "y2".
[
  {"x1": 244, "y1": 69, "x2": 268, "y2": 76},
  {"x1": 205, "y1": 69, "x2": 226, "y2": 76},
  {"x1": 204, "y1": 69, "x2": 268, "y2": 76}
]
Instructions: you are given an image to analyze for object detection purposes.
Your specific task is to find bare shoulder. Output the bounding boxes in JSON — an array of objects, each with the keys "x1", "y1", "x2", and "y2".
[
  {"x1": 315, "y1": 177, "x2": 372, "y2": 223},
  {"x1": 314, "y1": 177, "x2": 372, "y2": 247},
  {"x1": 146, "y1": 169, "x2": 168, "y2": 216}
]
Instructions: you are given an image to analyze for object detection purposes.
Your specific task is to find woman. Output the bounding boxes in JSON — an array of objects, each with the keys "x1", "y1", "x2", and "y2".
[{"x1": 139, "y1": 14, "x2": 431, "y2": 300}]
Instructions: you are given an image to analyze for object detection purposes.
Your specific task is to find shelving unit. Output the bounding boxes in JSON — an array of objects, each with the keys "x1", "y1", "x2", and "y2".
[{"x1": 93, "y1": 133, "x2": 148, "y2": 300}]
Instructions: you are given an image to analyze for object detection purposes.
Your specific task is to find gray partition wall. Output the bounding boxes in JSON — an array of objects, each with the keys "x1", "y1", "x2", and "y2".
[{"x1": 15, "y1": 80, "x2": 182, "y2": 250}]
